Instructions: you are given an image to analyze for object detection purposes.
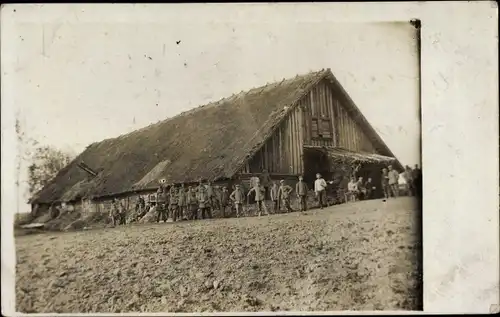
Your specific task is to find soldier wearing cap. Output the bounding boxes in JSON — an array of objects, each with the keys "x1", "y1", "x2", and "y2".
[
  {"x1": 220, "y1": 186, "x2": 230, "y2": 218},
  {"x1": 247, "y1": 178, "x2": 268, "y2": 217},
  {"x1": 278, "y1": 180, "x2": 293, "y2": 213},
  {"x1": 177, "y1": 184, "x2": 187, "y2": 220},
  {"x1": 156, "y1": 185, "x2": 168, "y2": 223},
  {"x1": 169, "y1": 185, "x2": 179, "y2": 221},
  {"x1": 206, "y1": 181, "x2": 218, "y2": 213},
  {"x1": 295, "y1": 175, "x2": 309, "y2": 212},
  {"x1": 109, "y1": 198, "x2": 121, "y2": 226},
  {"x1": 387, "y1": 165, "x2": 400, "y2": 198},
  {"x1": 269, "y1": 181, "x2": 280, "y2": 214},
  {"x1": 260, "y1": 169, "x2": 272, "y2": 200},
  {"x1": 381, "y1": 168, "x2": 390, "y2": 199},
  {"x1": 230, "y1": 184, "x2": 245, "y2": 218},
  {"x1": 133, "y1": 196, "x2": 147, "y2": 222},
  {"x1": 314, "y1": 173, "x2": 328, "y2": 209},
  {"x1": 197, "y1": 180, "x2": 211, "y2": 219},
  {"x1": 186, "y1": 185, "x2": 198, "y2": 220}
]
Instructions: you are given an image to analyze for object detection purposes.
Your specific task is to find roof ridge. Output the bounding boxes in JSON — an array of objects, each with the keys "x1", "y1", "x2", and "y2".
[{"x1": 87, "y1": 69, "x2": 330, "y2": 145}]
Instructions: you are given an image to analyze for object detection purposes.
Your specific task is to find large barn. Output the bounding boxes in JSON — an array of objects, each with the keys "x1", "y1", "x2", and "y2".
[{"x1": 30, "y1": 68, "x2": 402, "y2": 215}]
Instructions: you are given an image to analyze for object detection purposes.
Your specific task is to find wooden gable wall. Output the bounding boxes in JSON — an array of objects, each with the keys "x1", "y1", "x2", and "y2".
[
  {"x1": 302, "y1": 79, "x2": 377, "y2": 153},
  {"x1": 240, "y1": 79, "x2": 383, "y2": 176}
]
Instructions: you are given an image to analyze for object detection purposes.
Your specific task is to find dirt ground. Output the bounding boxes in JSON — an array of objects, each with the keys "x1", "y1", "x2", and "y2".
[{"x1": 15, "y1": 197, "x2": 422, "y2": 313}]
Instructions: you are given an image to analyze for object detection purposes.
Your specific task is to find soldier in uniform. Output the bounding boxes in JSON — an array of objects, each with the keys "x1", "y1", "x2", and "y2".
[
  {"x1": 387, "y1": 165, "x2": 400, "y2": 198},
  {"x1": 381, "y1": 168, "x2": 390, "y2": 199},
  {"x1": 270, "y1": 181, "x2": 280, "y2": 214},
  {"x1": 177, "y1": 184, "x2": 187, "y2": 221},
  {"x1": 260, "y1": 169, "x2": 272, "y2": 200},
  {"x1": 197, "y1": 181, "x2": 211, "y2": 219},
  {"x1": 214, "y1": 185, "x2": 223, "y2": 215},
  {"x1": 220, "y1": 186, "x2": 230, "y2": 218},
  {"x1": 109, "y1": 198, "x2": 122, "y2": 226},
  {"x1": 206, "y1": 181, "x2": 215, "y2": 212},
  {"x1": 229, "y1": 184, "x2": 245, "y2": 218},
  {"x1": 186, "y1": 186, "x2": 198, "y2": 220},
  {"x1": 109, "y1": 199, "x2": 117, "y2": 226},
  {"x1": 247, "y1": 179, "x2": 268, "y2": 217},
  {"x1": 295, "y1": 176, "x2": 309, "y2": 212},
  {"x1": 278, "y1": 180, "x2": 294, "y2": 213},
  {"x1": 403, "y1": 165, "x2": 414, "y2": 196},
  {"x1": 169, "y1": 185, "x2": 179, "y2": 221},
  {"x1": 156, "y1": 186, "x2": 168, "y2": 223}
]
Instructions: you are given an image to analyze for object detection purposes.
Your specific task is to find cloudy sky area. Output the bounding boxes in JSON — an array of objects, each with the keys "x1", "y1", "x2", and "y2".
[{"x1": 3, "y1": 5, "x2": 420, "y2": 211}]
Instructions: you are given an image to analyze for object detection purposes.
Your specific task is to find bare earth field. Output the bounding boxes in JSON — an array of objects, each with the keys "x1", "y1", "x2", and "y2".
[{"x1": 15, "y1": 197, "x2": 422, "y2": 313}]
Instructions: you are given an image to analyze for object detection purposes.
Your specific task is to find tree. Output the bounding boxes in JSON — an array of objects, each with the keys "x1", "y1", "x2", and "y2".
[{"x1": 28, "y1": 146, "x2": 74, "y2": 198}]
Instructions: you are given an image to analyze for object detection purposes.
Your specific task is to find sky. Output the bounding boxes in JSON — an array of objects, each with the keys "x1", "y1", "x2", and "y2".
[{"x1": 2, "y1": 4, "x2": 421, "y2": 212}]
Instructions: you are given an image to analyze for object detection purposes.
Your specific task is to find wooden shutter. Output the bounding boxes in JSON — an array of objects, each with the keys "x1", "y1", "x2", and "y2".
[
  {"x1": 320, "y1": 119, "x2": 332, "y2": 138},
  {"x1": 311, "y1": 118, "x2": 319, "y2": 138}
]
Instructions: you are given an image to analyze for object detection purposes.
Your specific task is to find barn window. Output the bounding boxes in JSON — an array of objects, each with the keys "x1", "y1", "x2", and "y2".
[
  {"x1": 312, "y1": 118, "x2": 333, "y2": 139},
  {"x1": 312, "y1": 119, "x2": 319, "y2": 138}
]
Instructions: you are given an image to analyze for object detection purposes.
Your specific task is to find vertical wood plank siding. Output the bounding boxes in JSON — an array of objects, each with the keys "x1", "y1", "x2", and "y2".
[
  {"x1": 302, "y1": 80, "x2": 376, "y2": 153},
  {"x1": 247, "y1": 103, "x2": 305, "y2": 175},
  {"x1": 244, "y1": 79, "x2": 378, "y2": 175}
]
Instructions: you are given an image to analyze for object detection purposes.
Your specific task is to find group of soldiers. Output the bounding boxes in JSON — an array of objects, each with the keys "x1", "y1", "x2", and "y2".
[
  {"x1": 147, "y1": 177, "x2": 316, "y2": 222},
  {"x1": 345, "y1": 164, "x2": 422, "y2": 202},
  {"x1": 107, "y1": 173, "x2": 330, "y2": 226},
  {"x1": 107, "y1": 164, "x2": 422, "y2": 226},
  {"x1": 381, "y1": 164, "x2": 422, "y2": 199}
]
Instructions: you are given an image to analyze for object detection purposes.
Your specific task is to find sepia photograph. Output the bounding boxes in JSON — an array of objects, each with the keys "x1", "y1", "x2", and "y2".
[{"x1": 3, "y1": 4, "x2": 426, "y2": 314}]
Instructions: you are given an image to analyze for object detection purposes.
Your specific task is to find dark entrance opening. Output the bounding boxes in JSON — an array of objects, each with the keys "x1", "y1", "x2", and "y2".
[
  {"x1": 303, "y1": 147, "x2": 332, "y2": 189},
  {"x1": 354, "y1": 163, "x2": 386, "y2": 199},
  {"x1": 304, "y1": 147, "x2": 393, "y2": 201}
]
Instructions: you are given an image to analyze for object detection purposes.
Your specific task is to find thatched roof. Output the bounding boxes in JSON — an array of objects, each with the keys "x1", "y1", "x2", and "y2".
[
  {"x1": 32, "y1": 68, "x2": 401, "y2": 204},
  {"x1": 304, "y1": 146, "x2": 399, "y2": 165}
]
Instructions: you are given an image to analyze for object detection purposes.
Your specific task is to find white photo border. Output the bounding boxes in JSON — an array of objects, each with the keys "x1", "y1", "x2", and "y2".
[{"x1": 1, "y1": 2, "x2": 498, "y2": 315}]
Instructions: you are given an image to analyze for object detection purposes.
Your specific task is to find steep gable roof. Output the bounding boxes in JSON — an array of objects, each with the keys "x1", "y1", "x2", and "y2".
[
  {"x1": 31, "y1": 68, "x2": 402, "y2": 204},
  {"x1": 32, "y1": 70, "x2": 327, "y2": 203}
]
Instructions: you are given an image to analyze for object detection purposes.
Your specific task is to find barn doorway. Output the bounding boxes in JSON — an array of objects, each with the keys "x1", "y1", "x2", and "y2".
[
  {"x1": 303, "y1": 147, "x2": 331, "y2": 187},
  {"x1": 353, "y1": 162, "x2": 388, "y2": 199}
]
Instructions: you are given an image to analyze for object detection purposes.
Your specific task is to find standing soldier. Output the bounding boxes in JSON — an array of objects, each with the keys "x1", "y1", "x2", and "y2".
[
  {"x1": 197, "y1": 181, "x2": 211, "y2": 219},
  {"x1": 206, "y1": 181, "x2": 216, "y2": 214},
  {"x1": 156, "y1": 186, "x2": 168, "y2": 223},
  {"x1": 388, "y1": 165, "x2": 400, "y2": 198},
  {"x1": 403, "y1": 165, "x2": 414, "y2": 196},
  {"x1": 270, "y1": 181, "x2": 280, "y2": 214},
  {"x1": 186, "y1": 185, "x2": 198, "y2": 220},
  {"x1": 230, "y1": 184, "x2": 245, "y2": 218},
  {"x1": 314, "y1": 173, "x2": 328, "y2": 209},
  {"x1": 134, "y1": 197, "x2": 146, "y2": 222},
  {"x1": 169, "y1": 185, "x2": 179, "y2": 221},
  {"x1": 116, "y1": 199, "x2": 126, "y2": 225},
  {"x1": 381, "y1": 168, "x2": 390, "y2": 199},
  {"x1": 260, "y1": 169, "x2": 272, "y2": 200},
  {"x1": 278, "y1": 180, "x2": 294, "y2": 213},
  {"x1": 177, "y1": 184, "x2": 187, "y2": 220},
  {"x1": 214, "y1": 186, "x2": 223, "y2": 216},
  {"x1": 109, "y1": 198, "x2": 120, "y2": 226},
  {"x1": 220, "y1": 186, "x2": 230, "y2": 218},
  {"x1": 247, "y1": 179, "x2": 268, "y2": 217},
  {"x1": 295, "y1": 176, "x2": 309, "y2": 212}
]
